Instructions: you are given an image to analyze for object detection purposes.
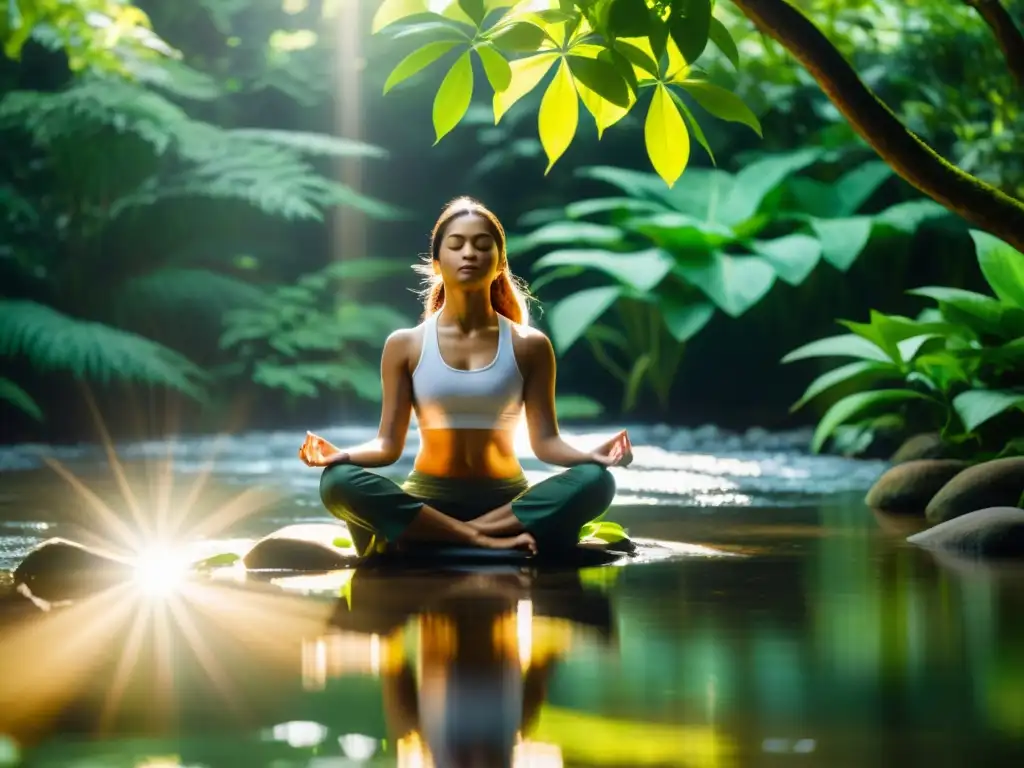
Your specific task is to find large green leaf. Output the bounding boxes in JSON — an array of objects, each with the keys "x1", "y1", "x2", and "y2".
[
  {"x1": 907, "y1": 286, "x2": 1022, "y2": 339},
  {"x1": 0, "y1": 376, "x2": 43, "y2": 421},
  {"x1": 833, "y1": 161, "x2": 892, "y2": 216},
  {"x1": 679, "y1": 79, "x2": 761, "y2": 137},
  {"x1": 564, "y1": 197, "x2": 666, "y2": 219},
  {"x1": 810, "y1": 216, "x2": 873, "y2": 272},
  {"x1": 672, "y1": 252, "x2": 775, "y2": 317},
  {"x1": 971, "y1": 229, "x2": 1024, "y2": 309},
  {"x1": 782, "y1": 333, "x2": 891, "y2": 364},
  {"x1": 433, "y1": 51, "x2": 474, "y2": 142},
  {"x1": 750, "y1": 234, "x2": 822, "y2": 286},
  {"x1": 547, "y1": 286, "x2": 623, "y2": 354},
  {"x1": 669, "y1": 0, "x2": 711, "y2": 63},
  {"x1": 533, "y1": 248, "x2": 674, "y2": 292},
  {"x1": 645, "y1": 83, "x2": 690, "y2": 187},
  {"x1": 624, "y1": 212, "x2": 734, "y2": 250},
  {"x1": 707, "y1": 16, "x2": 739, "y2": 68},
  {"x1": 812, "y1": 389, "x2": 936, "y2": 453},
  {"x1": 555, "y1": 394, "x2": 605, "y2": 419},
  {"x1": 384, "y1": 40, "x2": 460, "y2": 94},
  {"x1": 719, "y1": 148, "x2": 822, "y2": 226},
  {"x1": 652, "y1": 280, "x2": 716, "y2": 342},
  {"x1": 790, "y1": 360, "x2": 898, "y2": 412},
  {"x1": 538, "y1": 58, "x2": 579, "y2": 172},
  {"x1": 509, "y1": 221, "x2": 625, "y2": 253},
  {"x1": 839, "y1": 310, "x2": 958, "y2": 364},
  {"x1": 953, "y1": 389, "x2": 1024, "y2": 433}
]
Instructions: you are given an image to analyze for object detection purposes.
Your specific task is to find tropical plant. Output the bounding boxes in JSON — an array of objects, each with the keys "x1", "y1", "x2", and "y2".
[
  {"x1": 0, "y1": 68, "x2": 402, "y2": 422},
  {"x1": 217, "y1": 259, "x2": 414, "y2": 402},
  {"x1": 372, "y1": 0, "x2": 758, "y2": 189},
  {"x1": 508, "y1": 144, "x2": 953, "y2": 413},
  {"x1": 370, "y1": 0, "x2": 1024, "y2": 253},
  {"x1": 784, "y1": 229, "x2": 1024, "y2": 458}
]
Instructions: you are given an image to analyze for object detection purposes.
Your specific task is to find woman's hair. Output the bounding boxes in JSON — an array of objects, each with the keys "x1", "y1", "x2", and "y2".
[{"x1": 414, "y1": 196, "x2": 533, "y2": 324}]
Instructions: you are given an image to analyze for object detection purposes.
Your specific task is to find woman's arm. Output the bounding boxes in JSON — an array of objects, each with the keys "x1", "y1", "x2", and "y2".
[
  {"x1": 522, "y1": 332, "x2": 604, "y2": 467},
  {"x1": 334, "y1": 330, "x2": 414, "y2": 467}
]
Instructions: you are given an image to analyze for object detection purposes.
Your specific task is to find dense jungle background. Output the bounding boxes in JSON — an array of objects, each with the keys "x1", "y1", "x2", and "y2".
[{"x1": 2, "y1": 0, "x2": 1022, "y2": 460}]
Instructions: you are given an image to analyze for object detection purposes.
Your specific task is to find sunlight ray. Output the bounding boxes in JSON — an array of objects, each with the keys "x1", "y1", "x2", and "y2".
[
  {"x1": 182, "y1": 484, "x2": 283, "y2": 541},
  {"x1": 40, "y1": 456, "x2": 140, "y2": 551},
  {"x1": 0, "y1": 584, "x2": 139, "y2": 740},
  {"x1": 81, "y1": 386, "x2": 148, "y2": 536},
  {"x1": 165, "y1": 596, "x2": 247, "y2": 720},
  {"x1": 98, "y1": 600, "x2": 154, "y2": 734}
]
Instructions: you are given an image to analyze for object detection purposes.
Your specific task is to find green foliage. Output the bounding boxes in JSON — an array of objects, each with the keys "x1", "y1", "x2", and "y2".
[
  {"x1": 0, "y1": 299, "x2": 207, "y2": 399},
  {"x1": 0, "y1": 58, "x2": 405, "y2": 421},
  {"x1": 0, "y1": 375, "x2": 43, "y2": 421},
  {"x1": 785, "y1": 230, "x2": 1024, "y2": 458},
  {"x1": 718, "y1": 0, "x2": 1024, "y2": 198},
  {"x1": 219, "y1": 259, "x2": 414, "y2": 401},
  {"x1": 371, "y1": 0, "x2": 757, "y2": 186},
  {"x1": 0, "y1": 0, "x2": 177, "y2": 74},
  {"x1": 512, "y1": 144, "x2": 950, "y2": 414},
  {"x1": 0, "y1": 78, "x2": 401, "y2": 222}
]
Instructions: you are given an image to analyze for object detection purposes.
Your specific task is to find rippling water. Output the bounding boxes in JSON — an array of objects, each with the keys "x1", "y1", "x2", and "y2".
[
  {"x1": 0, "y1": 424, "x2": 888, "y2": 570},
  {"x1": 2, "y1": 425, "x2": 1023, "y2": 767}
]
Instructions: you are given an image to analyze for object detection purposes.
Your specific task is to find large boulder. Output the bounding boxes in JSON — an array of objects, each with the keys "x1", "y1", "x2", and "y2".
[
  {"x1": 864, "y1": 459, "x2": 969, "y2": 514},
  {"x1": 925, "y1": 457, "x2": 1024, "y2": 524},
  {"x1": 908, "y1": 507, "x2": 1024, "y2": 558}
]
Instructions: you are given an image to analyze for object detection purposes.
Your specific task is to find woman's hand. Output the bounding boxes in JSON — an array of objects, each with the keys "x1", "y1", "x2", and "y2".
[
  {"x1": 590, "y1": 429, "x2": 633, "y2": 468},
  {"x1": 298, "y1": 431, "x2": 349, "y2": 467}
]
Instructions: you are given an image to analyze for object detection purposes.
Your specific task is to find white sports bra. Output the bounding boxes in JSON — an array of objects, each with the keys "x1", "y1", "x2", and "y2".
[{"x1": 411, "y1": 312, "x2": 524, "y2": 431}]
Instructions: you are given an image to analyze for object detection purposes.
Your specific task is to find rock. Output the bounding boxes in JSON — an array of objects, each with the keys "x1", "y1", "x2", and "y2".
[
  {"x1": 242, "y1": 523, "x2": 358, "y2": 571},
  {"x1": 12, "y1": 538, "x2": 134, "y2": 602},
  {"x1": 908, "y1": 507, "x2": 1024, "y2": 558},
  {"x1": 925, "y1": 457, "x2": 1024, "y2": 524},
  {"x1": 891, "y1": 432, "x2": 952, "y2": 464},
  {"x1": 864, "y1": 459, "x2": 969, "y2": 514}
]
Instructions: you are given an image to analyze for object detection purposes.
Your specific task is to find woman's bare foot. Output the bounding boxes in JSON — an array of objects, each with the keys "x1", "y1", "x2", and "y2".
[{"x1": 475, "y1": 531, "x2": 537, "y2": 555}]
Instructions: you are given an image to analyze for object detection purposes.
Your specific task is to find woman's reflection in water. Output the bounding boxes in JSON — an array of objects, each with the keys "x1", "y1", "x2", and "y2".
[{"x1": 328, "y1": 569, "x2": 614, "y2": 768}]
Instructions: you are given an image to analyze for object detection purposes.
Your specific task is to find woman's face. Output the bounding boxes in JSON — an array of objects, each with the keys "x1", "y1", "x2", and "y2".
[{"x1": 435, "y1": 213, "x2": 502, "y2": 289}]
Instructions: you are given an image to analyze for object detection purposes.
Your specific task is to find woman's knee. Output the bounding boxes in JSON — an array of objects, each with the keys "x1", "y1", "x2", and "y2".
[
  {"x1": 567, "y1": 463, "x2": 617, "y2": 509},
  {"x1": 318, "y1": 463, "x2": 363, "y2": 506}
]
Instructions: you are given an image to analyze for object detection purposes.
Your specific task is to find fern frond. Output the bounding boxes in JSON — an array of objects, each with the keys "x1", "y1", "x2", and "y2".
[
  {"x1": 125, "y1": 57, "x2": 222, "y2": 101},
  {"x1": 116, "y1": 269, "x2": 265, "y2": 321},
  {"x1": 228, "y1": 129, "x2": 388, "y2": 159},
  {"x1": 0, "y1": 376, "x2": 44, "y2": 421},
  {"x1": 112, "y1": 141, "x2": 404, "y2": 221},
  {"x1": 0, "y1": 300, "x2": 206, "y2": 398},
  {"x1": 0, "y1": 79, "x2": 188, "y2": 153}
]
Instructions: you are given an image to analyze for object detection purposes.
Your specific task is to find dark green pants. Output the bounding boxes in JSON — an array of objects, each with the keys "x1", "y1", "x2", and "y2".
[{"x1": 319, "y1": 463, "x2": 616, "y2": 556}]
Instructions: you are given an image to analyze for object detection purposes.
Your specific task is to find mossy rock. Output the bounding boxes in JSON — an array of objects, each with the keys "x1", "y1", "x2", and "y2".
[
  {"x1": 891, "y1": 432, "x2": 954, "y2": 464},
  {"x1": 925, "y1": 457, "x2": 1024, "y2": 524},
  {"x1": 908, "y1": 507, "x2": 1024, "y2": 558},
  {"x1": 241, "y1": 523, "x2": 359, "y2": 571},
  {"x1": 13, "y1": 538, "x2": 133, "y2": 601},
  {"x1": 865, "y1": 459, "x2": 969, "y2": 514}
]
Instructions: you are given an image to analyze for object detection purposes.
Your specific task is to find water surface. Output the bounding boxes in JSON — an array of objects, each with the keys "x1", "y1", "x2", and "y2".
[{"x1": 1, "y1": 425, "x2": 1023, "y2": 767}]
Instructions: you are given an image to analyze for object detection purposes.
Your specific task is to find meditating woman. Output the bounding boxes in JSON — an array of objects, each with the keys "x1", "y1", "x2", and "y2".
[{"x1": 298, "y1": 197, "x2": 632, "y2": 556}]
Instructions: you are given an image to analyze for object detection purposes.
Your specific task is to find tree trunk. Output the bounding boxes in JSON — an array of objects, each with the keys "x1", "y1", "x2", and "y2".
[
  {"x1": 730, "y1": 0, "x2": 1024, "y2": 253},
  {"x1": 966, "y1": 0, "x2": 1024, "y2": 89}
]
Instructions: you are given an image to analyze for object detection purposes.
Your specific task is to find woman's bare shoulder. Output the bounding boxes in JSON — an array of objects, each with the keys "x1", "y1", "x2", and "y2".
[
  {"x1": 384, "y1": 323, "x2": 428, "y2": 369},
  {"x1": 509, "y1": 322, "x2": 555, "y2": 367}
]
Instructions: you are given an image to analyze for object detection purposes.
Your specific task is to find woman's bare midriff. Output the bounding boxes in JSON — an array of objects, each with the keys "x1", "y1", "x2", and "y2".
[{"x1": 413, "y1": 428, "x2": 523, "y2": 479}]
